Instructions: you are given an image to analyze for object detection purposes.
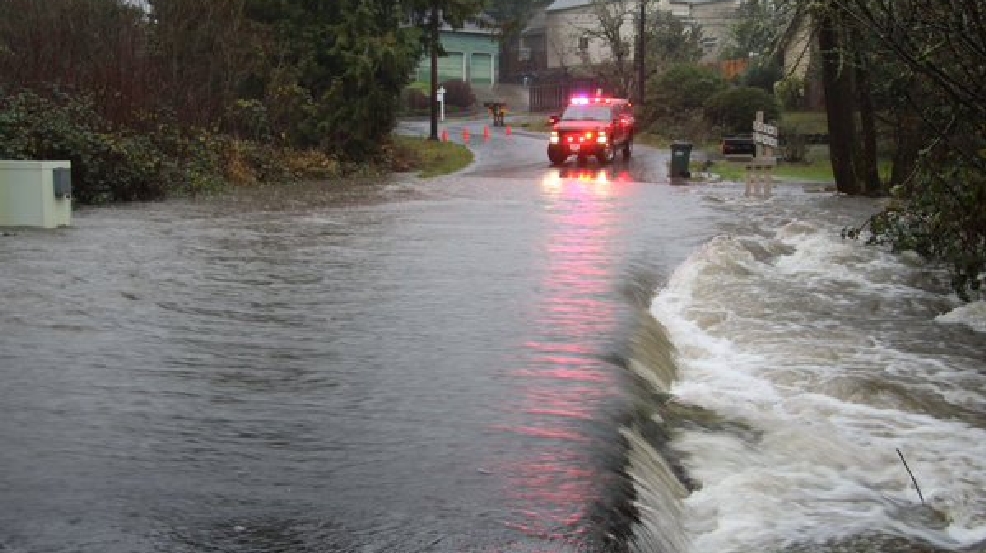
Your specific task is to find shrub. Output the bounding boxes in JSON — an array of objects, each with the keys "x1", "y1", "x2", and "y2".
[
  {"x1": 440, "y1": 79, "x2": 475, "y2": 108},
  {"x1": 0, "y1": 87, "x2": 233, "y2": 203},
  {"x1": 0, "y1": 88, "x2": 176, "y2": 203},
  {"x1": 778, "y1": 123, "x2": 808, "y2": 162},
  {"x1": 646, "y1": 108, "x2": 721, "y2": 145},
  {"x1": 851, "y1": 149, "x2": 986, "y2": 301},
  {"x1": 404, "y1": 87, "x2": 430, "y2": 112},
  {"x1": 0, "y1": 86, "x2": 368, "y2": 205},
  {"x1": 643, "y1": 64, "x2": 727, "y2": 126},
  {"x1": 703, "y1": 86, "x2": 780, "y2": 135},
  {"x1": 224, "y1": 98, "x2": 272, "y2": 142},
  {"x1": 775, "y1": 77, "x2": 806, "y2": 110},
  {"x1": 741, "y1": 63, "x2": 783, "y2": 93},
  {"x1": 282, "y1": 147, "x2": 341, "y2": 180}
]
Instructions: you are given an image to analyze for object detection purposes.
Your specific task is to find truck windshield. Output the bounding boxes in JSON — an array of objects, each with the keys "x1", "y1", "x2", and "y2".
[{"x1": 560, "y1": 105, "x2": 612, "y2": 122}]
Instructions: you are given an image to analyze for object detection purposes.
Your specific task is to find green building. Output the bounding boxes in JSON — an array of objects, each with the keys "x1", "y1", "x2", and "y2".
[{"x1": 415, "y1": 22, "x2": 500, "y2": 87}]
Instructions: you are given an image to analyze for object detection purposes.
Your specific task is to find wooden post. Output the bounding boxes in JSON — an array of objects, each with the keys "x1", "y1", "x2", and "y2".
[
  {"x1": 747, "y1": 111, "x2": 777, "y2": 197},
  {"x1": 755, "y1": 111, "x2": 764, "y2": 159}
]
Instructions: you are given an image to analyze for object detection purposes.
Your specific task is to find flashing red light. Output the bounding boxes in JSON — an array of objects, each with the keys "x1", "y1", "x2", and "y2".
[{"x1": 570, "y1": 95, "x2": 615, "y2": 105}]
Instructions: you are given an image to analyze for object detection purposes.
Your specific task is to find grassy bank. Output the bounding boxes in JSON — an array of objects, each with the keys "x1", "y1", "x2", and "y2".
[
  {"x1": 389, "y1": 135, "x2": 474, "y2": 178},
  {"x1": 517, "y1": 116, "x2": 553, "y2": 133},
  {"x1": 701, "y1": 157, "x2": 835, "y2": 183},
  {"x1": 781, "y1": 110, "x2": 829, "y2": 134}
]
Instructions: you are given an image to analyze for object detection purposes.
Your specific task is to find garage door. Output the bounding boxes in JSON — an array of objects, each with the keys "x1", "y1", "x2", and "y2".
[
  {"x1": 417, "y1": 52, "x2": 464, "y2": 83},
  {"x1": 470, "y1": 53, "x2": 493, "y2": 86},
  {"x1": 438, "y1": 52, "x2": 464, "y2": 82}
]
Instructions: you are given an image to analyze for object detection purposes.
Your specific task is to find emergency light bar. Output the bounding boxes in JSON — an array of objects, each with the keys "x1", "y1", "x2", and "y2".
[{"x1": 570, "y1": 96, "x2": 613, "y2": 105}]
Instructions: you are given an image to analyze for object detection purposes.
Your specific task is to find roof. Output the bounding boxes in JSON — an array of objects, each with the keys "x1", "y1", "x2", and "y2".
[
  {"x1": 521, "y1": 9, "x2": 547, "y2": 34},
  {"x1": 439, "y1": 18, "x2": 496, "y2": 35},
  {"x1": 546, "y1": 0, "x2": 733, "y2": 12},
  {"x1": 546, "y1": 0, "x2": 592, "y2": 12}
]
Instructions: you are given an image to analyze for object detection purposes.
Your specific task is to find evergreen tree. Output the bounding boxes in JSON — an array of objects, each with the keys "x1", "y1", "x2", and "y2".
[{"x1": 244, "y1": 0, "x2": 424, "y2": 157}]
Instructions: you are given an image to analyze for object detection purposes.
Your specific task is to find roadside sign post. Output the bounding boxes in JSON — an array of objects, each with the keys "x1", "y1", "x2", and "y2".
[
  {"x1": 437, "y1": 86, "x2": 446, "y2": 123},
  {"x1": 747, "y1": 111, "x2": 778, "y2": 196}
]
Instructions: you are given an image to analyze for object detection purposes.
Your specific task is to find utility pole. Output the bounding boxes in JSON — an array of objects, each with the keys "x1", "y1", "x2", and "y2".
[
  {"x1": 429, "y1": 4, "x2": 440, "y2": 141},
  {"x1": 636, "y1": 0, "x2": 646, "y2": 104}
]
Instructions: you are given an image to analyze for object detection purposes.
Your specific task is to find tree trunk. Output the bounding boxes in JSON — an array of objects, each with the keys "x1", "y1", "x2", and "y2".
[
  {"x1": 890, "y1": 113, "x2": 922, "y2": 188},
  {"x1": 853, "y1": 28, "x2": 882, "y2": 195},
  {"x1": 817, "y1": 7, "x2": 860, "y2": 195}
]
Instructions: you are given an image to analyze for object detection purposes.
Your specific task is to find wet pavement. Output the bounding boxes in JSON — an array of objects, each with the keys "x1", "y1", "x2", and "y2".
[
  {"x1": 0, "y1": 122, "x2": 715, "y2": 553},
  {"x1": 2, "y1": 117, "x2": 984, "y2": 553}
]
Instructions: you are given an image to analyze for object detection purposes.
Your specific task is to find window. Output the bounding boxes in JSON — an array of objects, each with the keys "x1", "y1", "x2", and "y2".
[
  {"x1": 579, "y1": 35, "x2": 589, "y2": 51},
  {"x1": 561, "y1": 105, "x2": 612, "y2": 122}
]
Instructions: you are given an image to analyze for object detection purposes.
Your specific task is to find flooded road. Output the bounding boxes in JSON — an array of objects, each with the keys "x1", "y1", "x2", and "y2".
[{"x1": 1, "y1": 121, "x2": 984, "y2": 553}]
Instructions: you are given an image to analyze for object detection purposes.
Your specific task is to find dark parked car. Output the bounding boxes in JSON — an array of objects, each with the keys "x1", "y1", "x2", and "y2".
[{"x1": 722, "y1": 135, "x2": 756, "y2": 158}]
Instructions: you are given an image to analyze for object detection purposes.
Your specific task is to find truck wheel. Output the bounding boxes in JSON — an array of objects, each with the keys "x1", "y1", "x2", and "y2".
[
  {"x1": 598, "y1": 146, "x2": 614, "y2": 166},
  {"x1": 549, "y1": 152, "x2": 567, "y2": 166},
  {"x1": 622, "y1": 138, "x2": 633, "y2": 161}
]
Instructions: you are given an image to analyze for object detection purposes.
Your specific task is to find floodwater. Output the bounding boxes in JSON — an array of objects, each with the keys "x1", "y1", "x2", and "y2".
[{"x1": 1, "y1": 120, "x2": 984, "y2": 553}]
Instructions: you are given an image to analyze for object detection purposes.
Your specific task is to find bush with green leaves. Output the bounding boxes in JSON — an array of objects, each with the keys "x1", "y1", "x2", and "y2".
[
  {"x1": 402, "y1": 87, "x2": 431, "y2": 112},
  {"x1": 0, "y1": 88, "x2": 228, "y2": 203},
  {"x1": 440, "y1": 80, "x2": 475, "y2": 109},
  {"x1": 774, "y1": 77, "x2": 805, "y2": 110},
  {"x1": 849, "y1": 147, "x2": 986, "y2": 301},
  {"x1": 643, "y1": 64, "x2": 727, "y2": 127},
  {"x1": 778, "y1": 123, "x2": 808, "y2": 162},
  {"x1": 741, "y1": 63, "x2": 783, "y2": 94},
  {"x1": 224, "y1": 99, "x2": 272, "y2": 142},
  {"x1": 0, "y1": 88, "x2": 171, "y2": 203},
  {"x1": 703, "y1": 86, "x2": 780, "y2": 135}
]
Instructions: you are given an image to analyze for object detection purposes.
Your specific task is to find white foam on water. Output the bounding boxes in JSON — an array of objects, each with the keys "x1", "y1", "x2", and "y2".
[
  {"x1": 936, "y1": 301, "x2": 986, "y2": 333},
  {"x1": 646, "y1": 218, "x2": 986, "y2": 553}
]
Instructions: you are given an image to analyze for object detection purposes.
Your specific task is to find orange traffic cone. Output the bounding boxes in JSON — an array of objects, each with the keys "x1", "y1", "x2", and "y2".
[
  {"x1": 483, "y1": 125, "x2": 491, "y2": 140},
  {"x1": 505, "y1": 125, "x2": 512, "y2": 136},
  {"x1": 441, "y1": 129, "x2": 449, "y2": 142},
  {"x1": 462, "y1": 127, "x2": 470, "y2": 143}
]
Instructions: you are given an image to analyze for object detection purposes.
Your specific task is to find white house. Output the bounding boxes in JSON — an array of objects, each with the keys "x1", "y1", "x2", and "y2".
[{"x1": 536, "y1": 0, "x2": 745, "y2": 70}]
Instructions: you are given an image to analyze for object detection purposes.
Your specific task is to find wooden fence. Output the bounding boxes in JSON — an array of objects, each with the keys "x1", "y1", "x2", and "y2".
[{"x1": 528, "y1": 79, "x2": 606, "y2": 113}]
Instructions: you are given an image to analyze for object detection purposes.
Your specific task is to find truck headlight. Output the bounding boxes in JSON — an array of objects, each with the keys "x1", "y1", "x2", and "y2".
[
  {"x1": 597, "y1": 131, "x2": 608, "y2": 144},
  {"x1": 549, "y1": 131, "x2": 560, "y2": 144}
]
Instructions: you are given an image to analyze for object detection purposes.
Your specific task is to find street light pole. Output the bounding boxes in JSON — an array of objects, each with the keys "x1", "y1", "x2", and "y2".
[
  {"x1": 429, "y1": 4, "x2": 440, "y2": 141},
  {"x1": 637, "y1": 0, "x2": 646, "y2": 104}
]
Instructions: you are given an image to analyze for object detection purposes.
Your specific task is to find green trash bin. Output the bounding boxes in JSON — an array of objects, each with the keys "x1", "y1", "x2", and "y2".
[{"x1": 670, "y1": 141, "x2": 693, "y2": 178}]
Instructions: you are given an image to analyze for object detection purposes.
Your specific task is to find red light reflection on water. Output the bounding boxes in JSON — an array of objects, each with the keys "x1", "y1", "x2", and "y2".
[
  {"x1": 504, "y1": 426, "x2": 591, "y2": 442},
  {"x1": 523, "y1": 341, "x2": 595, "y2": 355},
  {"x1": 510, "y1": 367, "x2": 610, "y2": 383},
  {"x1": 496, "y1": 171, "x2": 625, "y2": 545},
  {"x1": 540, "y1": 168, "x2": 631, "y2": 199}
]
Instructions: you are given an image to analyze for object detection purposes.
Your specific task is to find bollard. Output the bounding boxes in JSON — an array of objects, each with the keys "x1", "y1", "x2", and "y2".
[
  {"x1": 505, "y1": 125, "x2": 512, "y2": 136},
  {"x1": 483, "y1": 126, "x2": 490, "y2": 140},
  {"x1": 462, "y1": 127, "x2": 470, "y2": 143},
  {"x1": 745, "y1": 158, "x2": 774, "y2": 197},
  {"x1": 441, "y1": 129, "x2": 449, "y2": 142}
]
